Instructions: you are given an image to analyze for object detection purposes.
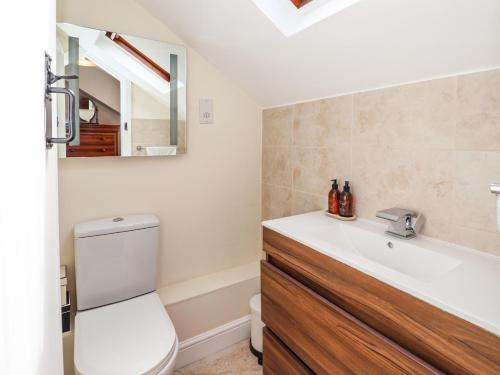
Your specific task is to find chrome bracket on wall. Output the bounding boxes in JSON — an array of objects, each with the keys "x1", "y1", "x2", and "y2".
[
  {"x1": 45, "y1": 53, "x2": 78, "y2": 149},
  {"x1": 491, "y1": 183, "x2": 500, "y2": 195}
]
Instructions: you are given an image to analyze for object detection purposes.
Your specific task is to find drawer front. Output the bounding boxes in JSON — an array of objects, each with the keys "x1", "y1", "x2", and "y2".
[
  {"x1": 80, "y1": 132, "x2": 116, "y2": 146},
  {"x1": 261, "y1": 261, "x2": 438, "y2": 375},
  {"x1": 263, "y1": 227, "x2": 500, "y2": 375},
  {"x1": 66, "y1": 145, "x2": 117, "y2": 157},
  {"x1": 263, "y1": 328, "x2": 312, "y2": 375}
]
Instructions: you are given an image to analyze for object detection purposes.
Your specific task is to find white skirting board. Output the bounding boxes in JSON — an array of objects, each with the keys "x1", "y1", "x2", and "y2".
[{"x1": 175, "y1": 315, "x2": 251, "y2": 370}]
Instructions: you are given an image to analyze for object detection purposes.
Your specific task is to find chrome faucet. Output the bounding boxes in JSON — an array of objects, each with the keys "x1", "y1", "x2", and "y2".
[{"x1": 376, "y1": 208, "x2": 424, "y2": 240}]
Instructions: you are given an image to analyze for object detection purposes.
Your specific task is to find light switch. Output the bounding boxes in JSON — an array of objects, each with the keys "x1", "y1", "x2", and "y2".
[{"x1": 199, "y1": 98, "x2": 214, "y2": 124}]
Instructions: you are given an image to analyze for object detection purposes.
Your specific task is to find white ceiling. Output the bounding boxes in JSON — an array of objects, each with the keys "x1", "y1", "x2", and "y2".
[{"x1": 138, "y1": 0, "x2": 500, "y2": 107}]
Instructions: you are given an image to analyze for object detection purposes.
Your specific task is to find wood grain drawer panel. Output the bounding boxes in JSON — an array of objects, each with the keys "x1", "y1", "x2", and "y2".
[
  {"x1": 263, "y1": 227, "x2": 500, "y2": 375},
  {"x1": 80, "y1": 132, "x2": 116, "y2": 146},
  {"x1": 263, "y1": 328, "x2": 313, "y2": 375},
  {"x1": 261, "y1": 261, "x2": 438, "y2": 375},
  {"x1": 66, "y1": 124, "x2": 120, "y2": 157},
  {"x1": 66, "y1": 145, "x2": 116, "y2": 157}
]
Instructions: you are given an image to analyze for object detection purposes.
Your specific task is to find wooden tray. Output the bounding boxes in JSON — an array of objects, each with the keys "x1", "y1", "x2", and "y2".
[{"x1": 324, "y1": 211, "x2": 357, "y2": 221}]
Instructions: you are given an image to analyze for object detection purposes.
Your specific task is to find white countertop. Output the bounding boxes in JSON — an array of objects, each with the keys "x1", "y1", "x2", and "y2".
[{"x1": 263, "y1": 211, "x2": 500, "y2": 336}]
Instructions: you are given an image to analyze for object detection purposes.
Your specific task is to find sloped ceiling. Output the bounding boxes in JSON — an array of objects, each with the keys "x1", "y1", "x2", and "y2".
[{"x1": 138, "y1": 0, "x2": 500, "y2": 107}]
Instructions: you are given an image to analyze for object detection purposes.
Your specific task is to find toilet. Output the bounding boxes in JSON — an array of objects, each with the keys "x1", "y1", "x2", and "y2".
[{"x1": 73, "y1": 215, "x2": 178, "y2": 375}]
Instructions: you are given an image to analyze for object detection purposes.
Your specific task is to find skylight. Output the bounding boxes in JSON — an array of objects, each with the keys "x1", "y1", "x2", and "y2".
[
  {"x1": 290, "y1": 0, "x2": 314, "y2": 9},
  {"x1": 253, "y1": 0, "x2": 360, "y2": 37}
]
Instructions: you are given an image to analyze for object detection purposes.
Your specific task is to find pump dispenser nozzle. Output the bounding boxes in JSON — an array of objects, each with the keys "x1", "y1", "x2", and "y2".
[{"x1": 343, "y1": 181, "x2": 351, "y2": 193}]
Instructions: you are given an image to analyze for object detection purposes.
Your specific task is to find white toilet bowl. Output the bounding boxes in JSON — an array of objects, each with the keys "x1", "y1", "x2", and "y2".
[
  {"x1": 75, "y1": 292, "x2": 178, "y2": 375},
  {"x1": 73, "y1": 215, "x2": 178, "y2": 374}
]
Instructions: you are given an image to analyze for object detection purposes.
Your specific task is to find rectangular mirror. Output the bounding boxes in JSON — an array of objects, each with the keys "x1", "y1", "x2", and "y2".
[{"x1": 56, "y1": 23, "x2": 187, "y2": 157}]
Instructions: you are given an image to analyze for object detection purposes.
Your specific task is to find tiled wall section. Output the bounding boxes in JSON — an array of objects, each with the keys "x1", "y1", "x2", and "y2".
[
  {"x1": 132, "y1": 119, "x2": 187, "y2": 155},
  {"x1": 262, "y1": 69, "x2": 500, "y2": 255}
]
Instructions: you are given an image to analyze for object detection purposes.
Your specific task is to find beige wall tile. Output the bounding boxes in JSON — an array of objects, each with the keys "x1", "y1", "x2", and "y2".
[
  {"x1": 263, "y1": 106, "x2": 294, "y2": 146},
  {"x1": 353, "y1": 85, "x2": 414, "y2": 147},
  {"x1": 454, "y1": 151, "x2": 500, "y2": 233},
  {"x1": 293, "y1": 96, "x2": 352, "y2": 147},
  {"x1": 132, "y1": 118, "x2": 169, "y2": 156},
  {"x1": 353, "y1": 78, "x2": 456, "y2": 149},
  {"x1": 351, "y1": 144, "x2": 417, "y2": 220},
  {"x1": 453, "y1": 226, "x2": 500, "y2": 256},
  {"x1": 410, "y1": 78, "x2": 457, "y2": 149},
  {"x1": 262, "y1": 68, "x2": 500, "y2": 255},
  {"x1": 292, "y1": 190, "x2": 325, "y2": 215},
  {"x1": 457, "y1": 70, "x2": 500, "y2": 151},
  {"x1": 262, "y1": 146, "x2": 292, "y2": 187},
  {"x1": 293, "y1": 145, "x2": 351, "y2": 196},
  {"x1": 414, "y1": 149, "x2": 455, "y2": 240},
  {"x1": 412, "y1": 149, "x2": 455, "y2": 230},
  {"x1": 262, "y1": 183, "x2": 292, "y2": 220},
  {"x1": 132, "y1": 119, "x2": 187, "y2": 156},
  {"x1": 419, "y1": 216, "x2": 454, "y2": 243},
  {"x1": 456, "y1": 113, "x2": 500, "y2": 151}
]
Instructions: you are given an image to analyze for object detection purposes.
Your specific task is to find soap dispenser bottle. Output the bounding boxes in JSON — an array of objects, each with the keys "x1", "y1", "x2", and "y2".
[
  {"x1": 339, "y1": 181, "x2": 353, "y2": 217},
  {"x1": 328, "y1": 179, "x2": 340, "y2": 215}
]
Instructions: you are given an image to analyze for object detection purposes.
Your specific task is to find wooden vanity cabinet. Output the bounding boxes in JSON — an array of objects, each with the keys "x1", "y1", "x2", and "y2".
[
  {"x1": 66, "y1": 124, "x2": 120, "y2": 157},
  {"x1": 263, "y1": 328, "x2": 312, "y2": 375},
  {"x1": 261, "y1": 227, "x2": 500, "y2": 375}
]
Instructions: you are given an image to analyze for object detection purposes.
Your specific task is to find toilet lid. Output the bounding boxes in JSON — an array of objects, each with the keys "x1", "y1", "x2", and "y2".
[{"x1": 75, "y1": 292, "x2": 177, "y2": 375}]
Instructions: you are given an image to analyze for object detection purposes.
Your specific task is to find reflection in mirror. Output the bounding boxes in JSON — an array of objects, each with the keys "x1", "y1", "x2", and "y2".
[
  {"x1": 79, "y1": 97, "x2": 97, "y2": 123},
  {"x1": 56, "y1": 23, "x2": 187, "y2": 158}
]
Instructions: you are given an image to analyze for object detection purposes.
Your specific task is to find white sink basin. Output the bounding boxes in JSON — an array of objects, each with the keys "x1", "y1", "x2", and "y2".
[
  {"x1": 339, "y1": 224, "x2": 462, "y2": 281},
  {"x1": 304, "y1": 221, "x2": 461, "y2": 282},
  {"x1": 263, "y1": 211, "x2": 500, "y2": 336}
]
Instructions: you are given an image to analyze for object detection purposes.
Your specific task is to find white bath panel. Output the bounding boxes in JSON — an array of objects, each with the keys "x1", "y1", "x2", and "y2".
[{"x1": 175, "y1": 315, "x2": 251, "y2": 369}]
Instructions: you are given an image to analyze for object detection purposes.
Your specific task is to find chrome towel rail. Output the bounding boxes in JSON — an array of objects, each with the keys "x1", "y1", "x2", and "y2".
[
  {"x1": 491, "y1": 183, "x2": 500, "y2": 195},
  {"x1": 45, "y1": 53, "x2": 78, "y2": 149}
]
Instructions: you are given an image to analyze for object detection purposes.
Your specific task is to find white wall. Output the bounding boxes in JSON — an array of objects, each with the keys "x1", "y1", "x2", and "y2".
[
  {"x1": 58, "y1": 3, "x2": 262, "y2": 372},
  {"x1": 0, "y1": 0, "x2": 63, "y2": 374},
  {"x1": 140, "y1": 0, "x2": 500, "y2": 107},
  {"x1": 57, "y1": 0, "x2": 262, "y2": 302},
  {"x1": 132, "y1": 83, "x2": 169, "y2": 119},
  {"x1": 79, "y1": 66, "x2": 121, "y2": 112}
]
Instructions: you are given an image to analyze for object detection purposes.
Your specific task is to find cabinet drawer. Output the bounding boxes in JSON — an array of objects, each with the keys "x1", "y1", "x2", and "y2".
[
  {"x1": 80, "y1": 132, "x2": 116, "y2": 146},
  {"x1": 263, "y1": 327, "x2": 312, "y2": 375},
  {"x1": 66, "y1": 145, "x2": 116, "y2": 157},
  {"x1": 263, "y1": 227, "x2": 500, "y2": 374},
  {"x1": 261, "y1": 261, "x2": 438, "y2": 375}
]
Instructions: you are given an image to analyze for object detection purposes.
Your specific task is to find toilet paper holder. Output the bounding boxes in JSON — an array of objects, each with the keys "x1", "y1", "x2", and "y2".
[{"x1": 491, "y1": 183, "x2": 500, "y2": 195}]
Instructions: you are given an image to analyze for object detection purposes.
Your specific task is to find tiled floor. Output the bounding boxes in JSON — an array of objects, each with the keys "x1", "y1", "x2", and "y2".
[{"x1": 174, "y1": 340, "x2": 262, "y2": 375}]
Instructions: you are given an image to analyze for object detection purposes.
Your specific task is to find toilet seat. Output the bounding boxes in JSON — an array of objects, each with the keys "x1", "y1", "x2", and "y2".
[{"x1": 75, "y1": 292, "x2": 177, "y2": 375}]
